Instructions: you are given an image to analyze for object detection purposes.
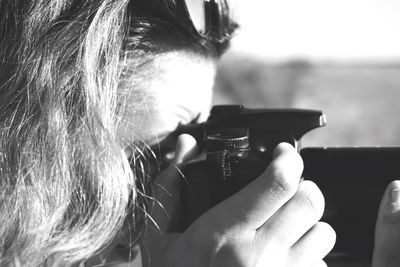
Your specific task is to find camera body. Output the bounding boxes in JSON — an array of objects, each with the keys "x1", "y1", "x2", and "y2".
[
  {"x1": 178, "y1": 105, "x2": 400, "y2": 262},
  {"x1": 179, "y1": 105, "x2": 326, "y2": 228}
]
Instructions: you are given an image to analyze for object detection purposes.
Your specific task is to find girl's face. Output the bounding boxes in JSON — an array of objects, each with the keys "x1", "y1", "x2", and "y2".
[
  {"x1": 118, "y1": 0, "x2": 239, "y2": 155},
  {"x1": 118, "y1": 50, "x2": 216, "y2": 155}
]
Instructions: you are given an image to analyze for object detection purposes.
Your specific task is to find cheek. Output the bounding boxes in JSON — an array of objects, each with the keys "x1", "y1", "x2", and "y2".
[{"x1": 150, "y1": 54, "x2": 216, "y2": 137}]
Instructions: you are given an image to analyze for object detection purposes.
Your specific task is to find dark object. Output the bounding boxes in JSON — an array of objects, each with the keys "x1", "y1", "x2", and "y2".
[
  {"x1": 179, "y1": 105, "x2": 326, "y2": 228},
  {"x1": 179, "y1": 105, "x2": 400, "y2": 262},
  {"x1": 176, "y1": 0, "x2": 237, "y2": 51},
  {"x1": 301, "y1": 147, "x2": 400, "y2": 262}
]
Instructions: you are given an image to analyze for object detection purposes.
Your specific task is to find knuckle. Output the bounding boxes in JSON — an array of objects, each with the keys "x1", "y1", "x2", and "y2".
[
  {"x1": 297, "y1": 181, "x2": 325, "y2": 220},
  {"x1": 211, "y1": 233, "x2": 255, "y2": 267},
  {"x1": 267, "y1": 151, "x2": 303, "y2": 196},
  {"x1": 185, "y1": 223, "x2": 227, "y2": 262},
  {"x1": 269, "y1": 169, "x2": 298, "y2": 196}
]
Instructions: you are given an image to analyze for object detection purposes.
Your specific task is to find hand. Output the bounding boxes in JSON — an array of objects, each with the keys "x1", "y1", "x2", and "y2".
[
  {"x1": 142, "y1": 139, "x2": 336, "y2": 267},
  {"x1": 372, "y1": 180, "x2": 400, "y2": 267}
]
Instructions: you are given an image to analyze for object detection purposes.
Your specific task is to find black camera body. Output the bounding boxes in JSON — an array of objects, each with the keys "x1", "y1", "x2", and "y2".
[
  {"x1": 179, "y1": 105, "x2": 326, "y2": 227},
  {"x1": 178, "y1": 105, "x2": 400, "y2": 262}
]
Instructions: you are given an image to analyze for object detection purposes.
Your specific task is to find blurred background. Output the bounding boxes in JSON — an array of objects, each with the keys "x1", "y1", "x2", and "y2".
[{"x1": 213, "y1": 0, "x2": 400, "y2": 147}]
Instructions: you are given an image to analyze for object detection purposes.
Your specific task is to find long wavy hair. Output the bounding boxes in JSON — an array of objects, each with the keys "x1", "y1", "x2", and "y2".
[{"x1": 0, "y1": 0, "x2": 221, "y2": 265}]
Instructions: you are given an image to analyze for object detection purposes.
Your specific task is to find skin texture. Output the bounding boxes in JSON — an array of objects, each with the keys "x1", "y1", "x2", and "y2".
[
  {"x1": 90, "y1": 16, "x2": 400, "y2": 267},
  {"x1": 143, "y1": 141, "x2": 335, "y2": 267},
  {"x1": 3, "y1": 1, "x2": 398, "y2": 265},
  {"x1": 98, "y1": 3, "x2": 400, "y2": 264},
  {"x1": 96, "y1": 17, "x2": 400, "y2": 267},
  {"x1": 100, "y1": 49, "x2": 337, "y2": 266}
]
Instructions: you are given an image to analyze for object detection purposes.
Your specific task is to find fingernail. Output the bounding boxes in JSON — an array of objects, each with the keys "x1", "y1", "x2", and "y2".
[
  {"x1": 389, "y1": 182, "x2": 400, "y2": 214},
  {"x1": 391, "y1": 189, "x2": 400, "y2": 205}
]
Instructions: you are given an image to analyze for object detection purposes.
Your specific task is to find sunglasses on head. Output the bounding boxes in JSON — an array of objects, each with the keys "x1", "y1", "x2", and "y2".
[{"x1": 176, "y1": 0, "x2": 237, "y2": 48}]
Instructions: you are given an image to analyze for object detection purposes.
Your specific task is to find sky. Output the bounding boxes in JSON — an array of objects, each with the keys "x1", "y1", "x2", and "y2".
[{"x1": 230, "y1": 0, "x2": 400, "y2": 61}]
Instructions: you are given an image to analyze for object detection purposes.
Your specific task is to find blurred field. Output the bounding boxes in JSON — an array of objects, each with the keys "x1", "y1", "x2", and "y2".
[{"x1": 213, "y1": 53, "x2": 400, "y2": 147}]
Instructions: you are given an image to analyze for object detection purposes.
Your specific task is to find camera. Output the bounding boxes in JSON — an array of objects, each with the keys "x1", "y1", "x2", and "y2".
[
  {"x1": 177, "y1": 104, "x2": 400, "y2": 262},
  {"x1": 178, "y1": 105, "x2": 326, "y2": 227}
]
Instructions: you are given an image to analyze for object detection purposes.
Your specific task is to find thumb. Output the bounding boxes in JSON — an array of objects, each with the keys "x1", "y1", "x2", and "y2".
[
  {"x1": 150, "y1": 134, "x2": 198, "y2": 234},
  {"x1": 372, "y1": 180, "x2": 400, "y2": 267}
]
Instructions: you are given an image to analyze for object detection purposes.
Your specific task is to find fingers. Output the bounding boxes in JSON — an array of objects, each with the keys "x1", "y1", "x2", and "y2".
[
  {"x1": 161, "y1": 141, "x2": 332, "y2": 267},
  {"x1": 213, "y1": 142, "x2": 303, "y2": 230},
  {"x1": 254, "y1": 182, "x2": 331, "y2": 266},
  {"x1": 290, "y1": 222, "x2": 336, "y2": 266},
  {"x1": 142, "y1": 135, "x2": 198, "y2": 267},
  {"x1": 256, "y1": 180, "x2": 325, "y2": 247},
  {"x1": 372, "y1": 180, "x2": 400, "y2": 267},
  {"x1": 150, "y1": 134, "x2": 198, "y2": 234}
]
